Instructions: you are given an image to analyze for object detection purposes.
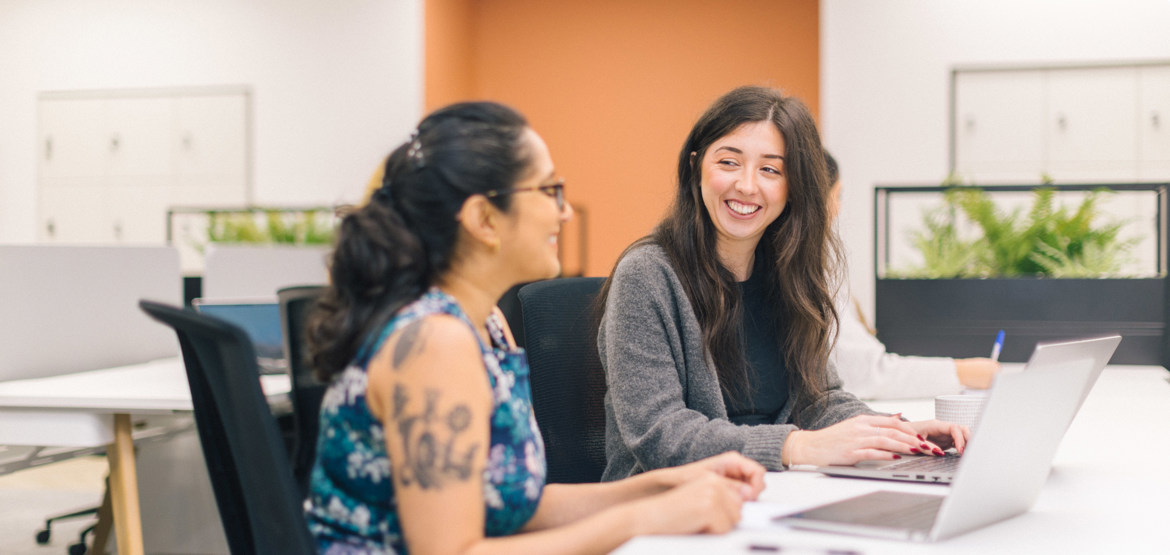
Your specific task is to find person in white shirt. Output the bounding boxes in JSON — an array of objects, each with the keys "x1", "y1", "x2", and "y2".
[{"x1": 825, "y1": 151, "x2": 1000, "y2": 399}]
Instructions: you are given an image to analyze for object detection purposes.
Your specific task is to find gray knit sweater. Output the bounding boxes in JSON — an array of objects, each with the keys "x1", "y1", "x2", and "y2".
[{"x1": 598, "y1": 243, "x2": 877, "y2": 479}]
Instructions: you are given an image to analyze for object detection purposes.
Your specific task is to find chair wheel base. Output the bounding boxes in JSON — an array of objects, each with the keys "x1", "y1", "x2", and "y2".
[
  {"x1": 35, "y1": 529, "x2": 51, "y2": 544},
  {"x1": 68, "y1": 543, "x2": 88, "y2": 555}
]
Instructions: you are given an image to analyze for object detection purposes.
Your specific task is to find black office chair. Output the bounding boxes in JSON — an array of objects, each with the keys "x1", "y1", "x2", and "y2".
[
  {"x1": 139, "y1": 300, "x2": 315, "y2": 555},
  {"x1": 496, "y1": 282, "x2": 529, "y2": 348},
  {"x1": 34, "y1": 486, "x2": 110, "y2": 555},
  {"x1": 517, "y1": 277, "x2": 608, "y2": 483},
  {"x1": 277, "y1": 285, "x2": 328, "y2": 496}
]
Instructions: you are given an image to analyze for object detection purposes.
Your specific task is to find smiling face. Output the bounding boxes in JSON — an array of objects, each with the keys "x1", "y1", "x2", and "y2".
[
  {"x1": 497, "y1": 127, "x2": 573, "y2": 282},
  {"x1": 698, "y1": 120, "x2": 788, "y2": 269}
]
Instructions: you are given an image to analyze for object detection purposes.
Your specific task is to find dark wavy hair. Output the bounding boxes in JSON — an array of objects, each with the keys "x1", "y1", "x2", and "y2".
[
  {"x1": 599, "y1": 86, "x2": 842, "y2": 408},
  {"x1": 307, "y1": 102, "x2": 531, "y2": 381}
]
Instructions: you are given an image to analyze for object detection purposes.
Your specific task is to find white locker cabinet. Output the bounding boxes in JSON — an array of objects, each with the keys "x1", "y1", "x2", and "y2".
[
  {"x1": 39, "y1": 99, "x2": 108, "y2": 180},
  {"x1": 1046, "y1": 67, "x2": 1139, "y2": 182},
  {"x1": 38, "y1": 185, "x2": 115, "y2": 243},
  {"x1": 954, "y1": 71, "x2": 1047, "y2": 182},
  {"x1": 104, "y1": 97, "x2": 174, "y2": 177},
  {"x1": 1139, "y1": 65, "x2": 1170, "y2": 180},
  {"x1": 37, "y1": 88, "x2": 250, "y2": 244},
  {"x1": 953, "y1": 62, "x2": 1170, "y2": 184},
  {"x1": 173, "y1": 95, "x2": 249, "y2": 206},
  {"x1": 107, "y1": 185, "x2": 173, "y2": 243}
]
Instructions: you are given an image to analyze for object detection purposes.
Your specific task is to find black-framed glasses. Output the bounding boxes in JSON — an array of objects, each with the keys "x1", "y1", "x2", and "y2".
[{"x1": 483, "y1": 178, "x2": 566, "y2": 212}]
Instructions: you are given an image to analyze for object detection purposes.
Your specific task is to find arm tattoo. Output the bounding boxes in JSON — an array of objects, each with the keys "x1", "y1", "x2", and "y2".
[
  {"x1": 391, "y1": 383, "x2": 480, "y2": 490},
  {"x1": 391, "y1": 320, "x2": 428, "y2": 370}
]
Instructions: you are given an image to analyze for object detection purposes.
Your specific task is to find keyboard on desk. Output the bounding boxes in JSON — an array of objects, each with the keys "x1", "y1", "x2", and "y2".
[
  {"x1": 883, "y1": 455, "x2": 962, "y2": 474},
  {"x1": 813, "y1": 452, "x2": 962, "y2": 483}
]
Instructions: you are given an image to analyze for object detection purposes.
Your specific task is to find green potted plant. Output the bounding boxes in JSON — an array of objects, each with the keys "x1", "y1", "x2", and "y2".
[
  {"x1": 873, "y1": 183, "x2": 1168, "y2": 365},
  {"x1": 205, "y1": 208, "x2": 337, "y2": 247}
]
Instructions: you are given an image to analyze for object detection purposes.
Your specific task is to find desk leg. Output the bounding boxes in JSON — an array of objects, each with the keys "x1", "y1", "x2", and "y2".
[
  {"x1": 91, "y1": 479, "x2": 113, "y2": 555},
  {"x1": 106, "y1": 413, "x2": 144, "y2": 555}
]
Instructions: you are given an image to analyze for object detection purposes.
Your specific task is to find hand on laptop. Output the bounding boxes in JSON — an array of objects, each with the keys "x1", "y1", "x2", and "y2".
[
  {"x1": 908, "y1": 420, "x2": 970, "y2": 454},
  {"x1": 781, "y1": 414, "x2": 953, "y2": 467}
]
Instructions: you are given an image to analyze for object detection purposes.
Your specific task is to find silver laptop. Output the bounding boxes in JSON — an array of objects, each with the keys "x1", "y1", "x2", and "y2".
[
  {"x1": 193, "y1": 297, "x2": 289, "y2": 375},
  {"x1": 810, "y1": 335, "x2": 1121, "y2": 484},
  {"x1": 776, "y1": 335, "x2": 1120, "y2": 541}
]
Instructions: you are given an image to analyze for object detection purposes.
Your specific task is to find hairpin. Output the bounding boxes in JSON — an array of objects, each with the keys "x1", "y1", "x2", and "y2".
[{"x1": 406, "y1": 130, "x2": 425, "y2": 168}]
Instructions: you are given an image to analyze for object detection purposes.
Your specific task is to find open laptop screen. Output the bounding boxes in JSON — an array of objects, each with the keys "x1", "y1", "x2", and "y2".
[{"x1": 193, "y1": 298, "x2": 284, "y2": 361}]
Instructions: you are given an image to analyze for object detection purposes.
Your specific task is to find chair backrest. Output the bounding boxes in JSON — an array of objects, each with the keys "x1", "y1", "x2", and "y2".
[
  {"x1": 518, "y1": 277, "x2": 608, "y2": 483},
  {"x1": 139, "y1": 300, "x2": 315, "y2": 555},
  {"x1": 496, "y1": 282, "x2": 529, "y2": 347},
  {"x1": 277, "y1": 285, "x2": 328, "y2": 495}
]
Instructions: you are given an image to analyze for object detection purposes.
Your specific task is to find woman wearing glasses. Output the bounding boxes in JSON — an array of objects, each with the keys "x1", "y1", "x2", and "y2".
[
  {"x1": 303, "y1": 102, "x2": 765, "y2": 554},
  {"x1": 597, "y1": 87, "x2": 969, "y2": 479}
]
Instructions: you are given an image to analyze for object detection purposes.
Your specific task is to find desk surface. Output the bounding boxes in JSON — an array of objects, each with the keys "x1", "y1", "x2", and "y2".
[
  {"x1": 0, "y1": 357, "x2": 289, "y2": 414},
  {"x1": 0, "y1": 357, "x2": 290, "y2": 447},
  {"x1": 616, "y1": 366, "x2": 1170, "y2": 554}
]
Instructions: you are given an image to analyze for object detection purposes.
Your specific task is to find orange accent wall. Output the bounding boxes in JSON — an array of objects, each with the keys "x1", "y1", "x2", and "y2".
[
  {"x1": 424, "y1": 0, "x2": 475, "y2": 109},
  {"x1": 425, "y1": 0, "x2": 820, "y2": 277}
]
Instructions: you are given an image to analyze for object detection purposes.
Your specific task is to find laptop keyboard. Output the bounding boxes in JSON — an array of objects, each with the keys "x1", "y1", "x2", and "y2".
[{"x1": 885, "y1": 455, "x2": 962, "y2": 473}]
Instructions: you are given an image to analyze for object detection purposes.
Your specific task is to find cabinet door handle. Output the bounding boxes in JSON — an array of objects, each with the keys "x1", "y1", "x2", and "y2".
[
  {"x1": 1153, "y1": 111, "x2": 1161, "y2": 130},
  {"x1": 113, "y1": 220, "x2": 123, "y2": 240},
  {"x1": 110, "y1": 134, "x2": 120, "y2": 151},
  {"x1": 965, "y1": 116, "x2": 975, "y2": 131},
  {"x1": 1056, "y1": 113, "x2": 1067, "y2": 132},
  {"x1": 46, "y1": 219, "x2": 55, "y2": 238},
  {"x1": 183, "y1": 132, "x2": 192, "y2": 149},
  {"x1": 45, "y1": 137, "x2": 52, "y2": 161}
]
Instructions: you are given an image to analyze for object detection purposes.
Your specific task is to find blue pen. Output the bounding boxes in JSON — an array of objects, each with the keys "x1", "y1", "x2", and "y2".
[{"x1": 990, "y1": 330, "x2": 1005, "y2": 361}]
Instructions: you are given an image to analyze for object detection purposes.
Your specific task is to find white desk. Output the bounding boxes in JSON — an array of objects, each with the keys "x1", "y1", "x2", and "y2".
[
  {"x1": 0, "y1": 358, "x2": 290, "y2": 555},
  {"x1": 615, "y1": 366, "x2": 1170, "y2": 554}
]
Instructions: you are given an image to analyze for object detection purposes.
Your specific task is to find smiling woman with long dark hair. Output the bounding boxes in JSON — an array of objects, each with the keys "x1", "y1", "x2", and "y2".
[{"x1": 598, "y1": 86, "x2": 970, "y2": 480}]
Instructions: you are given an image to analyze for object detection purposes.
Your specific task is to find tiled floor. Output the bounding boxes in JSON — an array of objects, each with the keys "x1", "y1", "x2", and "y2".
[{"x1": 0, "y1": 456, "x2": 107, "y2": 554}]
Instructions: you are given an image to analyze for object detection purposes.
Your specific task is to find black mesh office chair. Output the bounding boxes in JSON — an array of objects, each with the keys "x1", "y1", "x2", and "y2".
[
  {"x1": 517, "y1": 277, "x2": 608, "y2": 483},
  {"x1": 277, "y1": 285, "x2": 328, "y2": 496},
  {"x1": 139, "y1": 300, "x2": 315, "y2": 555}
]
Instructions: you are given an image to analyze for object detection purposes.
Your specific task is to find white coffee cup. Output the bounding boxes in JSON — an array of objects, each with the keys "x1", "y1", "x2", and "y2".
[{"x1": 935, "y1": 394, "x2": 987, "y2": 433}]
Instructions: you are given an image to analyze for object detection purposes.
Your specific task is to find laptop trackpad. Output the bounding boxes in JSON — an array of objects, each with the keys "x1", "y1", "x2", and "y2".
[{"x1": 778, "y1": 490, "x2": 943, "y2": 540}]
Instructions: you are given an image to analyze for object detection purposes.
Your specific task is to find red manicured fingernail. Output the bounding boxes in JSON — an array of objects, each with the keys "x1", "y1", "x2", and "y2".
[
  {"x1": 933, "y1": 448, "x2": 944, "y2": 456},
  {"x1": 893, "y1": 454, "x2": 902, "y2": 459},
  {"x1": 920, "y1": 443, "x2": 929, "y2": 449},
  {"x1": 917, "y1": 435, "x2": 924, "y2": 441},
  {"x1": 910, "y1": 448, "x2": 921, "y2": 454}
]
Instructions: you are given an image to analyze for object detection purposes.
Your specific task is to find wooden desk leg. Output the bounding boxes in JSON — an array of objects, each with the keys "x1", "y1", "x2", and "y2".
[
  {"x1": 106, "y1": 413, "x2": 144, "y2": 555},
  {"x1": 91, "y1": 478, "x2": 113, "y2": 555}
]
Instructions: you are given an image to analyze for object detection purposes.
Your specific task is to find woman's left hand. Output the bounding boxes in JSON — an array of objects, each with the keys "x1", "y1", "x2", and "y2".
[{"x1": 908, "y1": 420, "x2": 970, "y2": 455}]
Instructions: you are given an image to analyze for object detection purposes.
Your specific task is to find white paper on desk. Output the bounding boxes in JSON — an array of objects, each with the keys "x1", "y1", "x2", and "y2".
[{"x1": 738, "y1": 501, "x2": 800, "y2": 530}]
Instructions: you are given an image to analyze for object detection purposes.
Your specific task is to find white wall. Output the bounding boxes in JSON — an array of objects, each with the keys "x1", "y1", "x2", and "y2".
[
  {"x1": 821, "y1": 0, "x2": 1170, "y2": 319},
  {"x1": 0, "y1": 0, "x2": 423, "y2": 242}
]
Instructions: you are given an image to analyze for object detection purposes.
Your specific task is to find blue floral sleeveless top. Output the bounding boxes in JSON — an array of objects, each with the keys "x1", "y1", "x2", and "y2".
[{"x1": 305, "y1": 288, "x2": 547, "y2": 554}]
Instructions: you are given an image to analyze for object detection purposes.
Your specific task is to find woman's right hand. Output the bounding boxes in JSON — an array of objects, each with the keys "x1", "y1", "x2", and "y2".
[
  {"x1": 632, "y1": 471, "x2": 749, "y2": 535},
  {"x1": 650, "y1": 451, "x2": 766, "y2": 501},
  {"x1": 782, "y1": 414, "x2": 932, "y2": 467}
]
